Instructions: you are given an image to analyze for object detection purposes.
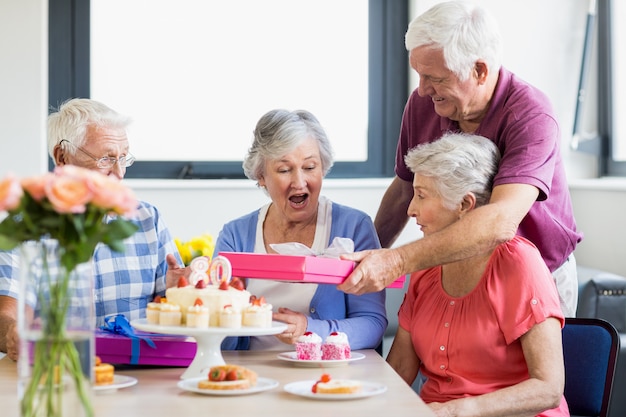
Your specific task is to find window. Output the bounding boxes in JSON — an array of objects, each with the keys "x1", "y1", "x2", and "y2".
[
  {"x1": 604, "y1": 0, "x2": 626, "y2": 175},
  {"x1": 576, "y1": 0, "x2": 626, "y2": 176},
  {"x1": 49, "y1": 0, "x2": 409, "y2": 179}
]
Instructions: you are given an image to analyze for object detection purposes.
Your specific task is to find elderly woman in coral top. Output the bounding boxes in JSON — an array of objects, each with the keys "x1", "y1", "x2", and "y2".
[
  {"x1": 386, "y1": 132, "x2": 568, "y2": 417},
  {"x1": 216, "y1": 109, "x2": 387, "y2": 351}
]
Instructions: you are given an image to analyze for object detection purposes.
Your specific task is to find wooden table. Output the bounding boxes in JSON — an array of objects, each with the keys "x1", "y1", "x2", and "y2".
[{"x1": 0, "y1": 349, "x2": 434, "y2": 417}]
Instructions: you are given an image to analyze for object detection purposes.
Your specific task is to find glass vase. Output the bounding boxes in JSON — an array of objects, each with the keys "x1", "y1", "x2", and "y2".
[{"x1": 17, "y1": 239, "x2": 95, "y2": 417}]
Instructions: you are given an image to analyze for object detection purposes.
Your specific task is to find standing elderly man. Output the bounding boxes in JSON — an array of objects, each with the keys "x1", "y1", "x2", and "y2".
[
  {"x1": 339, "y1": 1, "x2": 582, "y2": 317},
  {"x1": 0, "y1": 98, "x2": 187, "y2": 360}
]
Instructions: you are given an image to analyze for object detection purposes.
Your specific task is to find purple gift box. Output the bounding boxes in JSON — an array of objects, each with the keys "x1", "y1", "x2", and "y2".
[{"x1": 95, "y1": 329, "x2": 196, "y2": 366}]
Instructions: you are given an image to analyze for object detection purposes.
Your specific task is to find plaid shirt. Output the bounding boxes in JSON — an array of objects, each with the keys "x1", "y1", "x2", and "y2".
[{"x1": 0, "y1": 201, "x2": 182, "y2": 327}]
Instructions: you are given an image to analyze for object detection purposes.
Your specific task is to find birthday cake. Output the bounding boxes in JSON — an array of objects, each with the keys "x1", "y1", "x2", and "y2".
[{"x1": 150, "y1": 255, "x2": 272, "y2": 328}]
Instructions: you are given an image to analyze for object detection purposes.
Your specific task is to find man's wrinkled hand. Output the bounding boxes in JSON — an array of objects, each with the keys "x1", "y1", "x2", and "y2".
[
  {"x1": 338, "y1": 248, "x2": 404, "y2": 295},
  {"x1": 165, "y1": 253, "x2": 190, "y2": 288}
]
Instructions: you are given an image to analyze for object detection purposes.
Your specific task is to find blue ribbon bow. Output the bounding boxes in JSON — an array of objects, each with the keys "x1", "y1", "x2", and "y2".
[{"x1": 100, "y1": 314, "x2": 156, "y2": 364}]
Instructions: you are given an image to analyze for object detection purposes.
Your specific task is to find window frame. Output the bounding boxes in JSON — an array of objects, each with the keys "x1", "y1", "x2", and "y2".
[{"x1": 48, "y1": 0, "x2": 409, "y2": 179}]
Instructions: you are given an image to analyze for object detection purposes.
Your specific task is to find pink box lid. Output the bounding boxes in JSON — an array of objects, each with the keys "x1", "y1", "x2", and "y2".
[{"x1": 219, "y1": 251, "x2": 405, "y2": 288}]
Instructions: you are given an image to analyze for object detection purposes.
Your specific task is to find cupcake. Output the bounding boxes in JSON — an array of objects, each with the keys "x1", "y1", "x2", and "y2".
[
  {"x1": 219, "y1": 304, "x2": 242, "y2": 328},
  {"x1": 159, "y1": 303, "x2": 182, "y2": 326},
  {"x1": 146, "y1": 301, "x2": 162, "y2": 324},
  {"x1": 186, "y1": 298, "x2": 210, "y2": 328},
  {"x1": 322, "y1": 331, "x2": 351, "y2": 360},
  {"x1": 295, "y1": 331, "x2": 322, "y2": 360},
  {"x1": 242, "y1": 296, "x2": 273, "y2": 327}
]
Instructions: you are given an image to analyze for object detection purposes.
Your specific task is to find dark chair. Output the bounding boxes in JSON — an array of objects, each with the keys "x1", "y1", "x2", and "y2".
[
  {"x1": 562, "y1": 317, "x2": 620, "y2": 417},
  {"x1": 577, "y1": 272, "x2": 626, "y2": 417}
]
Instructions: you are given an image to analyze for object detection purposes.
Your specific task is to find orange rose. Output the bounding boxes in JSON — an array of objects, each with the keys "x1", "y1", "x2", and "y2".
[
  {"x1": 0, "y1": 174, "x2": 23, "y2": 211},
  {"x1": 88, "y1": 173, "x2": 138, "y2": 216},
  {"x1": 21, "y1": 173, "x2": 54, "y2": 201},
  {"x1": 46, "y1": 166, "x2": 94, "y2": 213}
]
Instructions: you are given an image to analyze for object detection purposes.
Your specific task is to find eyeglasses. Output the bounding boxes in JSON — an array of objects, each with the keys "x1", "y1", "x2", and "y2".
[{"x1": 60, "y1": 140, "x2": 136, "y2": 169}]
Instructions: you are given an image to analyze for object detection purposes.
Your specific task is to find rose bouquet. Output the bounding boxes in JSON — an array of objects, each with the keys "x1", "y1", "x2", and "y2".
[
  {"x1": 0, "y1": 165, "x2": 139, "y2": 417},
  {"x1": 175, "y1": 233, "x2": 215, "y2": 266}
]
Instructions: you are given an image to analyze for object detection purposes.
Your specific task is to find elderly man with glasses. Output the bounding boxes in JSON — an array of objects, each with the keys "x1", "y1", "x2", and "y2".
[{"x1": 0, "y1": 98, "x2": 188, "y2": 361}]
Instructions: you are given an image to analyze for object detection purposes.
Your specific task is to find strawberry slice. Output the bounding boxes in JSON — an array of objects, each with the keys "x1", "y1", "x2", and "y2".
[
  {"x1": 225, "y1": 370, "x2": 238, "y2": 381},
  {"x1": 195, "y1": 279, "x2": 206, "y2": 289},
  {"x1": 193, "y1": 298, "x2": 203, "y2": 306},
  {"x1": 252, "y1": 295, "x2": 266, "y2": 306},
  {"x1": 177, "y1": 276, "x2": 189, "y2": 288},
  {"x1": 312, "y1": 373, "x2": 331, "y2": 393},
  {"x1": 209, "y1": 368, "x2": 226, "y2": 381},
  {"x1": 230, "y1": 277, "x2": 245, "y2": 291},
  {"x1": 219, "y1": 280, "x2": 229, "y2": 290}
]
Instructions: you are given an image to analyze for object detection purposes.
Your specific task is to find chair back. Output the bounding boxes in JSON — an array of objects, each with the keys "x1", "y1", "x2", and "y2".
[{"x1": 562, "y1": 317, "x2": 620, "y2": 417}]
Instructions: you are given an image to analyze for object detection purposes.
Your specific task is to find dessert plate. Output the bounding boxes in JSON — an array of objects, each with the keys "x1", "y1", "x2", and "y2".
[
  {"x1": 178, "y1": 376, "x2": 279, "y2": 396},
  {"x1": 283, "y1": 380, "x2": 387, "y2": 400},
  {"x1": 276, "y1": 351, "x2": 366, "y2": 367},
  {"x1": 94, "y1": 374, "x2": 138, "y2": 393}
]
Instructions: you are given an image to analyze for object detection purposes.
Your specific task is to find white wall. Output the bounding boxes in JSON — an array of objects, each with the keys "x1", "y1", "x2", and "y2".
[
  {"x1": 2, "y1": 0, "x2": 625, "y2": 278},
  {"x1": 0, "y1": 0, "x2": 48, "y2": 176},
  {"x1": 127, "y1": 178, "x2": 422, "y2": 246}
]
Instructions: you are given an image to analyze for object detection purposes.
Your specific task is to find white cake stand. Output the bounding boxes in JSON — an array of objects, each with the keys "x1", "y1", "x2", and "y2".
[{"x1": 130, "y1": 319, "x2": 287, "y2": 379}]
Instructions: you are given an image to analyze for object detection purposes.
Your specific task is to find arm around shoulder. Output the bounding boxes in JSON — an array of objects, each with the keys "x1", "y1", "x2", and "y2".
[{"x1": 374, "y1": 177, "x2": 413, "y2": 248}]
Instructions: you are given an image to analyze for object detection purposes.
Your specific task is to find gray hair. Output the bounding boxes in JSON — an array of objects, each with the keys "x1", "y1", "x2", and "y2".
[
  {"x1": 405, "y1": 1, "x2": 502, "y2": 81},
  {"x1": 405, "y1": 132, "x2": 500, "y2": 210},
  {"x1": 243, "y1": 109, "x2": 334, "y2": 182},
  {"x1": 47, "y1": 98, "x2": 132, "y2": 158}
]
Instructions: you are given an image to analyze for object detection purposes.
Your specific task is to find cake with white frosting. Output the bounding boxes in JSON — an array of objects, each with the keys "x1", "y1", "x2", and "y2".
[
  {"x1": 296, "y1": 331, "x2": 323, "y2": 360},
  {"x1": 322, "y1": 331, "x2": 351, "y2": 360}
]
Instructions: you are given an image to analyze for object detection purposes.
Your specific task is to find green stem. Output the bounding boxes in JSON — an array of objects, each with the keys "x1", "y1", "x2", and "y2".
[{"x1": 21, "y1": 242, "x2": 94, "y2": 417}]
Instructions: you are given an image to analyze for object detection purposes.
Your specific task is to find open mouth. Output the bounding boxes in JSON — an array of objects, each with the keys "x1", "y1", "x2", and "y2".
[{"x1": 289, "y1": 193, "x2": 309, "y2": 206}]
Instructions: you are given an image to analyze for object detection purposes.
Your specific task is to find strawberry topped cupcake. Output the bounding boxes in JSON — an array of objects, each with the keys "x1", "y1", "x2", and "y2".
[
  {"x1": 295, "y1": 331, "x2": 322, "y2": 360},
  {"x1": 219, "y1": 304, "x2": 242, "y2": 328},
  {"x1": 243, "y1": 295, "x2": 273, "y2": 327},
  {"x1": 186, "y1": 298, "x2": 210, "y2": 328}
]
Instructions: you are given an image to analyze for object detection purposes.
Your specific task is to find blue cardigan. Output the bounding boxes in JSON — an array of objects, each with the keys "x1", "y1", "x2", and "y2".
[{"x1": 216, "y1": 201, "x2": 388, "y2": 350}]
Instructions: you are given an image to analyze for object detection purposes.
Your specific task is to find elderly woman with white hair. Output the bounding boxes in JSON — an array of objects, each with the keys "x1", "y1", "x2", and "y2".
[
  {"x1": 386, "y1": 132, "x2": 568, "y2": 417},
  {"x1": 215, "y1": 109, "x2": 387, "y2": 351}
]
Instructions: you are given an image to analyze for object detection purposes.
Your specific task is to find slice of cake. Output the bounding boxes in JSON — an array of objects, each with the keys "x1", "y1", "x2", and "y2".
[
  {"x1": 322, "y1": 331, "x2": 351, "y2": 360},
  {"x1": 198, "y1": 364, "x2": 257, "y2": 390},
  {"x1": 312, "y1": 373, "x2": 361, "y2": 394},
  {"x1": 315, "y1": 379, "x2": 362, "y2": 394},
  {"x1": 295, "y1": 331, "x2": 322, "y2": 360},
  {"x1": 94, "y1": 356, "x2": 114, "y2": 386}
]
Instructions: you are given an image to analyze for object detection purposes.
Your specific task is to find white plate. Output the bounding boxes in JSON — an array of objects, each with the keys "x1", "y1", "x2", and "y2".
[
  {"x1": 94, "y1": 374, "x2": 138, "y2": 392},
  {"x1": 178, "y1": 376, "x2": 279, "y2": 396},
  {"x1": 276, "y1": 351, "x2": 366, "y2": 367},
  {"x1": 284, "y1": 380, "x2": 387, "y2": 400},
  {"x1": 131, "y1": 319, "x2": 287, "y2": 337}
]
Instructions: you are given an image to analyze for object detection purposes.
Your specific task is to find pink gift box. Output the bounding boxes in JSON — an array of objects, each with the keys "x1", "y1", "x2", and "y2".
[
  {"x1": 219, "y1": 251, "x2": 406, "y2": 289},
  {"x1": 95, "y1": 329, "x2": 196, "y2": 366}
]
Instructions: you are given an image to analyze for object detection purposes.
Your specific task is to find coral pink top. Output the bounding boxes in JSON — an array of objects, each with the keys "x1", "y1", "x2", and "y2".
[{"x1": 398, "y1": 236, "x2": 568, "y2": 416}]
